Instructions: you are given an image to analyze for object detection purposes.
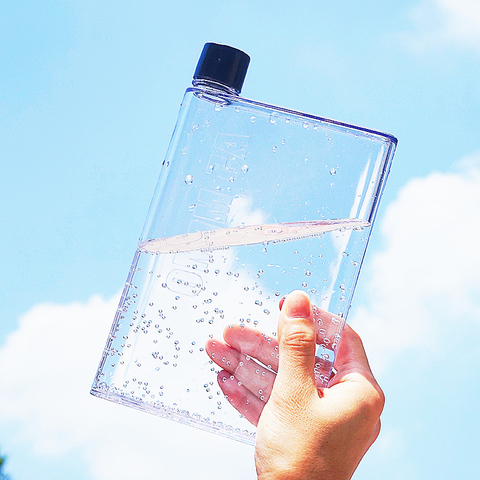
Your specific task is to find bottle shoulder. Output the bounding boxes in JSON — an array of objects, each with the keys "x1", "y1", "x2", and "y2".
[{"x1": 182, "y1": 86, "x2": 397, "y2": 145}]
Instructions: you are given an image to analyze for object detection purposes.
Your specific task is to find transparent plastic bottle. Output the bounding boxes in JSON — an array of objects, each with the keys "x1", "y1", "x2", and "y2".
[{"x1": 91, "y1": 43, "x2": 397, "y2": 444}]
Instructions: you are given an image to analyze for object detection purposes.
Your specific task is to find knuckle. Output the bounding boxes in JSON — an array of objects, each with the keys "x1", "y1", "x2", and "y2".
[
  {"x1": 282, "y1": 327, "x2": 315, "y2": 350},
  {"x1": 362, "y1": 383, "x2": 385, "y2": 419}
]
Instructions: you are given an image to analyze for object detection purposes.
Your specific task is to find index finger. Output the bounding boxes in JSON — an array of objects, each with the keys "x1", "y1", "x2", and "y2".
[
  {"x1": 223, "y1": 324, "x2": 279, "y2": 372},
  {"x1": 330, "y1": 324, "x2": 379, "y2": 387}
]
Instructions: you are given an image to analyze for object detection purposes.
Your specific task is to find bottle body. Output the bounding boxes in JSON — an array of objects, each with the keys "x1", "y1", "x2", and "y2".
[{"x1": 91, "y1": 83, "x2": 396, "y2": 444}]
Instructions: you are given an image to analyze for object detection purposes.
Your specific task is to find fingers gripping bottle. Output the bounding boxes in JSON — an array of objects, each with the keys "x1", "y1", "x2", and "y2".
[{"x1": 91, "y1": 43, "x2": 397, "y2": 444}]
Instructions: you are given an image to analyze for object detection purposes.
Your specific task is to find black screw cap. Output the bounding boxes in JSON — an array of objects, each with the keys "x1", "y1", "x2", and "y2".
[{"x1": 194, "y1": 43, "x2": 250, "y2": 94}]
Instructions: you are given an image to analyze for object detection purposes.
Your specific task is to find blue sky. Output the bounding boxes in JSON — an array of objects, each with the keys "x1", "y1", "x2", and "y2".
[{"x1": 1, "y1": 0, "x2": 479, "y2": 479}]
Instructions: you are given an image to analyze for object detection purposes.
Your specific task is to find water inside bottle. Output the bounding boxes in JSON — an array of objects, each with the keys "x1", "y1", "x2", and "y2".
[
  {"x1": 139, "y1": 218, "x2": 369, "y2": 254},
  {"x1": 93, "y1": 218, "x2": 369, "y2": 442}
]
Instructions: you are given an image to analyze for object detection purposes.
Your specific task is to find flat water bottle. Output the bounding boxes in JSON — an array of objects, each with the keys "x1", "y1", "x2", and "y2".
[{"x1": 91, "y1": 43, "x2": 397, "y2": 444}]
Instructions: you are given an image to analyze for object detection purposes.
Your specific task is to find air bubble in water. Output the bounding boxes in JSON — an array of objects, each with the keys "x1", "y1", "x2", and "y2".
[
  {"x1": 305, "y1": 271, "x2": 312, "y2": 277},
  {"x1": 185, "y1": 175, "x2": 194, "y2": 185},
  {"x1": 331, "y1": 316, "x2": 341, "y2": 325},
  {"x1": 329, "y1": 168, "x2": 337, "y2": 176},
  {"x1": 241, "y1": 164, "x2": 249, "y2": 173}
]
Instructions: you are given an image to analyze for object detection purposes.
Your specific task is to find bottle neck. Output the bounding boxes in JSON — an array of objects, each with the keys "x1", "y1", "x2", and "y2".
[{"x1": 192, "y1": 78, "x2": 239, "y2": 96}]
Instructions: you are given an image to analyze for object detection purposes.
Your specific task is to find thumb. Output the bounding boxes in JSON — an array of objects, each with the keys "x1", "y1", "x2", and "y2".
[{"x1": 274, "y1": 291, "x2": 317, "y2": 396}]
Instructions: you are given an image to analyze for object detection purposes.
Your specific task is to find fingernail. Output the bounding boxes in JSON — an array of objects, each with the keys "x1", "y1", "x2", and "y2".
[{"x1": 285, "y1": 291, "x2": 311, "y2": 318}]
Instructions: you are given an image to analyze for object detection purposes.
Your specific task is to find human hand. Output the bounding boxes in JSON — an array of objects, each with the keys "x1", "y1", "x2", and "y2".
[
  {"x1": 205, "y1": 296, "x2": 341, "y2": 425},
  {"x1": 206, "y1": 291, "x2": 384, "y2": 480}
]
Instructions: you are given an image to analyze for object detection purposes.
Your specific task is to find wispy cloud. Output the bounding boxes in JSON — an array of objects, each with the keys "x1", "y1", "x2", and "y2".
[{"x1": 400, "y1": 0, "x2": 480, "y2": 52}]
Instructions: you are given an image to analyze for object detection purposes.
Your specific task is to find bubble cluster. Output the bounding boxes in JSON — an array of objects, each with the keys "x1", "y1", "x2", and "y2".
[{"x1": 95, "y1": 217, "x2": 369, "y2": 443}]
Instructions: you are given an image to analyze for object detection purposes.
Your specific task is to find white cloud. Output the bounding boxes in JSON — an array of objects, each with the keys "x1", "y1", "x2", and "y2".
[
  {"x1": 400, "y1": 0, "x2": 480, "y2": 52},
  {"x1": 4, "y1": 154, "x2": 480, "y2": 478},
  {"x1": 351, "y1": 152, "x2": 480, "y2": 372},
  {"x1": 0, "y1": 295, "x2": 256, "y2": 479}
]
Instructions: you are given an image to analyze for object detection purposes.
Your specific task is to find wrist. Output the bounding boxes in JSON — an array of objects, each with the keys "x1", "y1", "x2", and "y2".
[
  {"x1": 256, "y1": 456, "x2": 354, "y2": 480},
  {"x1": 257, "y1": 468, "x2": 353, "y2": 480}
]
